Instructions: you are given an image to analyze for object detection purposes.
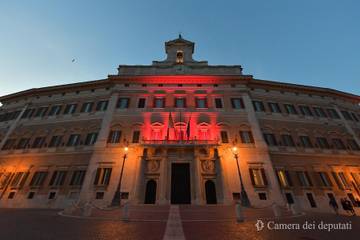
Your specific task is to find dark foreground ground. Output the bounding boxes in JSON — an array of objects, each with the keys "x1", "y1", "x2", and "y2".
[{"x1": 0, "y1": 206, "x2": 359, "y2": 240}]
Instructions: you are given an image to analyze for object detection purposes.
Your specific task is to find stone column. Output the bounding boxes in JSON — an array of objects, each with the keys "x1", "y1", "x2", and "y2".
[
  {"x1": 78, "y1": 92, "x2": 119, "y2": 204},
  {"x1": 134, "y1": 153, "x2": 146, "y2": 204},
  {"x1": 0, "y1": 104, "x2": 28, "y2": 150},
  {"x1": 193, "y1": 152, "x2": 202, "y2": 204},
  {"x1": 158, "y1": 155, "x2": 169, "y2": 204},
  {"x1": 333, "y1": 105, "x2": 360, "y2": 147},
  {"x1": 214, "y1": 153, "x2": 227, "y2": 204},
  {"x1": 241, "y1": 92, "x2": 285, "y2": 206}
]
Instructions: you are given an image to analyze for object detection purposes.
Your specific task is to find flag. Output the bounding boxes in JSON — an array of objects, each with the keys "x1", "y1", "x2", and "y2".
[
  {"x1": 186, "y1": 113, "x2": 191, "y2": 140},
  {"x1": 167, "y1": 112, "x2": 175, "y2": 140}
]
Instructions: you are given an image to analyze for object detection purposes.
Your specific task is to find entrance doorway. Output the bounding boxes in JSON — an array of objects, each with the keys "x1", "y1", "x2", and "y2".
[
  {"x1": 171, "y1": 163, "x2": 191, "y2": 204},
  {"x1": 144, "y1": 179, "x2": 157, "y2": 204},
  {"x1": 205, "y1": 180, "x2": 217, "y2": 204}
]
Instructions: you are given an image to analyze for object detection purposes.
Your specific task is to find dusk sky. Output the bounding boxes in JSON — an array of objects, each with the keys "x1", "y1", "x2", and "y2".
[{"x1": 0, "y1": 0, "x2": 359, "y2": 97}]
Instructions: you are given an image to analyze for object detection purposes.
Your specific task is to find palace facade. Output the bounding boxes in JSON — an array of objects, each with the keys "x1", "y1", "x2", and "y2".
[{"x1": 0, "y1": 36, "x2": 360, "y2": 213}]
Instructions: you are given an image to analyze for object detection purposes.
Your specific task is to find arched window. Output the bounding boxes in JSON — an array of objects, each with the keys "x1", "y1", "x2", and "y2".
[{"x1": 176, "y1": 50, "x2": 184, "y2": 64}]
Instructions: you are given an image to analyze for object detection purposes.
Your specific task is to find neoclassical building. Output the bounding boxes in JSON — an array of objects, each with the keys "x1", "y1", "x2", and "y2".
[{"x1": 0, "y1": 36, "x2": 360, "y2": 213}]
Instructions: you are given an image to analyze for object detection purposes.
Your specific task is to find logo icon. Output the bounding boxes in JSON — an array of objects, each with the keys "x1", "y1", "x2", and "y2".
[{"x1": 255, "y1": 219, "x2": 265, "y2": 231}]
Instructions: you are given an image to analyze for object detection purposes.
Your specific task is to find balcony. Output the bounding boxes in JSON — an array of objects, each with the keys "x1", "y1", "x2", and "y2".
[{"x1": 141, "y1": 139, "x2": 219, "y2": 146}]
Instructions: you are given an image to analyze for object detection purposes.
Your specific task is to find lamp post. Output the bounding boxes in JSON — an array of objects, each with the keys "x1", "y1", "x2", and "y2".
[
  {"x1": 232, "y1": 146, "x2": 251, "y2": 207},
  {"x1": 112, "y1": 146, "x2": 128, "y2": 207}
]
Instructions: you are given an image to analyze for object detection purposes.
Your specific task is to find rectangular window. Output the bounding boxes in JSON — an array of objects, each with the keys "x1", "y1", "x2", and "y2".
[
  {"x1": 31, "y1": 137, "x2": 46, "y2": 148},
  {"x1": 318, "y1": 172, "x2": 332, "y2": 187},
  {"x1": 341, "y1": 110, "x2": 353, "y2": 121},
  {"x1": 195, "y1": 98, "x2": 208, "y2": 108},
  {"x1": 214, "y1": 98, "x2": 223, "y2": 108},
  {"x1": 29, "y1": 171, "x2": 48, "y2": 187},
  {"x1": 268, "y1": 102, "x2": 281, "y2": 113},
  {"x1": 132, "y1": 131, "x2": 140, "y2": 143},
  {"x1": 84, "y1": 132, "x2": 98, "y2": 145},
  {"x1": 138, "y1": 98, "x2": 146, "y2": 108},
  {"x1": 16, "y1": 138, "x2": 30, "y2": 149},
  {"x1": 313, "y1": 107, "x2": 327, "y2": 118},
  {"x1": 276, "y1": 170, "x2": 293, "y2": 187},
  {"x1": 117, "y1": 98, "x2": 130, "y2": 109},
  {"x1": 299, "y1": 136, "x2": 313, "y2": 148},
  {"x1": 252, "y1": 101, "x2": 265, "y2": 112},
  {"x1": 231, "y1": 98, "x2": 245, "y2": 109},
  {"x1": 34, "y1": 107, "x2": 48, "y2": 118},
  {"x1": 316, "y1": 137, "x2": 330, "y2": 149},
  {"x1": 338, "y1": 172, "x2": 349, "y2": 188},
  {"x1": 49, "y1": 171, "x2": 67, "y2": 186},
  {"x1": 326, "y1": 108, "x2": 340, "y2": 119},
  {"x1": 64, "y1": 104, "x2": 77, "y2": 115},
  {"x1": 285, "y1": 193, "x2": 294, "y2": 204},
  {"x1": 48, "y1": 192, "x2": 56, "y2": 199},
  {"x1": 239, "y1": 131, "x2": 254, "y2": 144},
  {"x1": 70, "y1": 170, "x2": 86, "y2": 186},
  {"x1": 8, "y1": 192, "x2": 16, "y2": 199},
  {"x1": 351, "y1": 112, "x2": 359, "y2": 122},
  {"x1": 93, "y1": 168, "x2": 112, "y2": 185},
  {"x1": 220, "y1": 131, "x2": 229, "y2": 143},
  {"x1": 175, "y1": 98, "x2": 186, "y2": 108},
  {"x1": 80, "y1": 102, "x2": 94, "y2": 113},
  {"x1": 48, "y1": 105, "x2": 62, "y2": 116},
  {"x1": 21, "y1": 108, "x2": 35, "y2": 119},
  {"x1": 284, "y1": 104, "x2": 297, "y2": 115},
  {"x1": 249, "y1": 168, "x2": 268, "y2": 187},
  {"x1": 296, "y1": 171, "x2": 313, "y2": 187},
  {"x1": 10, "y1": 172, "x2": 28, "y2": 188},
  {"x1": 67, "y1": 134, "x2": 81, "y2": 147},
  {"x1": 332, "y1": 138, "x2": 346, "y2": 150},
  {"x1": 263, "y1": 133, "x2": 277, "y2": 146},
  {"x1": 299, "y1": 105, "x2": 313, "y2": 116},
  {"x1": 96, "y1": 100, "x2": 109, "y2": 111},
  {"x1": 306, "y1": 193, "x2": 317, "y2": 208},
  {"x1": 48, "y1": 136, "x2": 63, "y2": 148},
  {"x1": 347, "y1": 139, "x2": 360, "y2": 151},
  {"x1": 154, "y1": 98, "x2": 165, "y2": 108},
  {"x1": 107, "y1": 130, "x2": 122, "y2": 144},
  {"x1": 281, "y1": 134, "x2": 295, "y2": 147},
  {"x1": 2, "y1": 139, "x2": 17, "y2": 150}
]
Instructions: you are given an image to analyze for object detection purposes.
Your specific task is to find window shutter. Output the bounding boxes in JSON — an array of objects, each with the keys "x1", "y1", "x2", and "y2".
[
  {"x1": 104, "y1": 168, "x2": 112, "y2": 185},
  {"x1": 249, "y1": 131, "x2": 254, "y2": 143},
  {"x1": 261, "y1": 168, "x2": 268, "y2": 186},
  {"x1": 325, "y1": 172, "x2": 333, "y2": 187},
  {"x1": 49, "y1": 171, "x2": 57, "y2": 186},
  {"x1": 305, "y1": 171, "x2": 313, "y2": 186},
  {"x1": 19, "y1": 172, "x2": 29, "y2": 187},
  {"x1": 331, "y1": 172, "x2": 343, "y2": 189},
  {"x1": 60, "y1": 172, "x2": 67, "y2": 185},
  {"x1": 240, "y1": 98, "x2": 245, "y2": 108},
  {"x1": 285, "y1": 171, "x2": 293, "y2": 186},
  {"x1": 275, "y1": 170, "x2": 282, "y2": 186},
  {"x1": 231, "y1": 99, "x2": 235, "y2": 108},
  {"x1": 94, "y1": 168, "x2": 101, "y2": 185},
  {"x1": 249, "y1": 169, "x2": 255, "y2": 186}
]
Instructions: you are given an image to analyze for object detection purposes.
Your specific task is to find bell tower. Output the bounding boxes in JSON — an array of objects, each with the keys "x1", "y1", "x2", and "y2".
[{"x1": 152, "y1": 34, "x2": 208, "y2": 66}]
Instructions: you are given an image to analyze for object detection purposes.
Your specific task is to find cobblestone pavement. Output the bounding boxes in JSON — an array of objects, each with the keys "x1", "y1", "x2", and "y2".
[{"x1": 0, "y1": 206, "x2": 359, "y2": 240}]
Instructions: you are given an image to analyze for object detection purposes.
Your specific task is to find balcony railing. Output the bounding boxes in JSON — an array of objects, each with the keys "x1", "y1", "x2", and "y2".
[{"x1": 141, "y1": 139, "x2": 219, "y2": 146}]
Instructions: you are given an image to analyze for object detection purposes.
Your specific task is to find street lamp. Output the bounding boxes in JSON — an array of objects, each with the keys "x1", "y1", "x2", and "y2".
[
  {"x1": 112, "y1": 145, "x2": 128, "y2": 207},
  {"x1": 231, "y1": 146, "x2": 251, "y2": 207}
]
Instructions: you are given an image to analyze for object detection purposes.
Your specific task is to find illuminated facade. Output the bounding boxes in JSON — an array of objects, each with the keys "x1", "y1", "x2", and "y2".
[{"x1": 0, "y1": 36, "x2": 360, "y2": 213}]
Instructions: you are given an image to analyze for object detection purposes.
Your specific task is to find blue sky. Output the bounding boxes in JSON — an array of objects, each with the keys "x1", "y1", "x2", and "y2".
[{"x1": 0, "y1": 0, "x2": 359, "y2": 97}]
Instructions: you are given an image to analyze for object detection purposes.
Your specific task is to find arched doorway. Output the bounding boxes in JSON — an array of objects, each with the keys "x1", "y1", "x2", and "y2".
[
  {"x1": 144, "y1": 179, "x2": 157, "y2": 204},
  {"x1": 205, "y1": 180, "x2": 217, "y2": 204}
]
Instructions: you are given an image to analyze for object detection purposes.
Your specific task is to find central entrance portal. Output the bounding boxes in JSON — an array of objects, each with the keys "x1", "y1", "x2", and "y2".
[{"x1": 171, "y1": 163, "x2": 191, "y2": 204}]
